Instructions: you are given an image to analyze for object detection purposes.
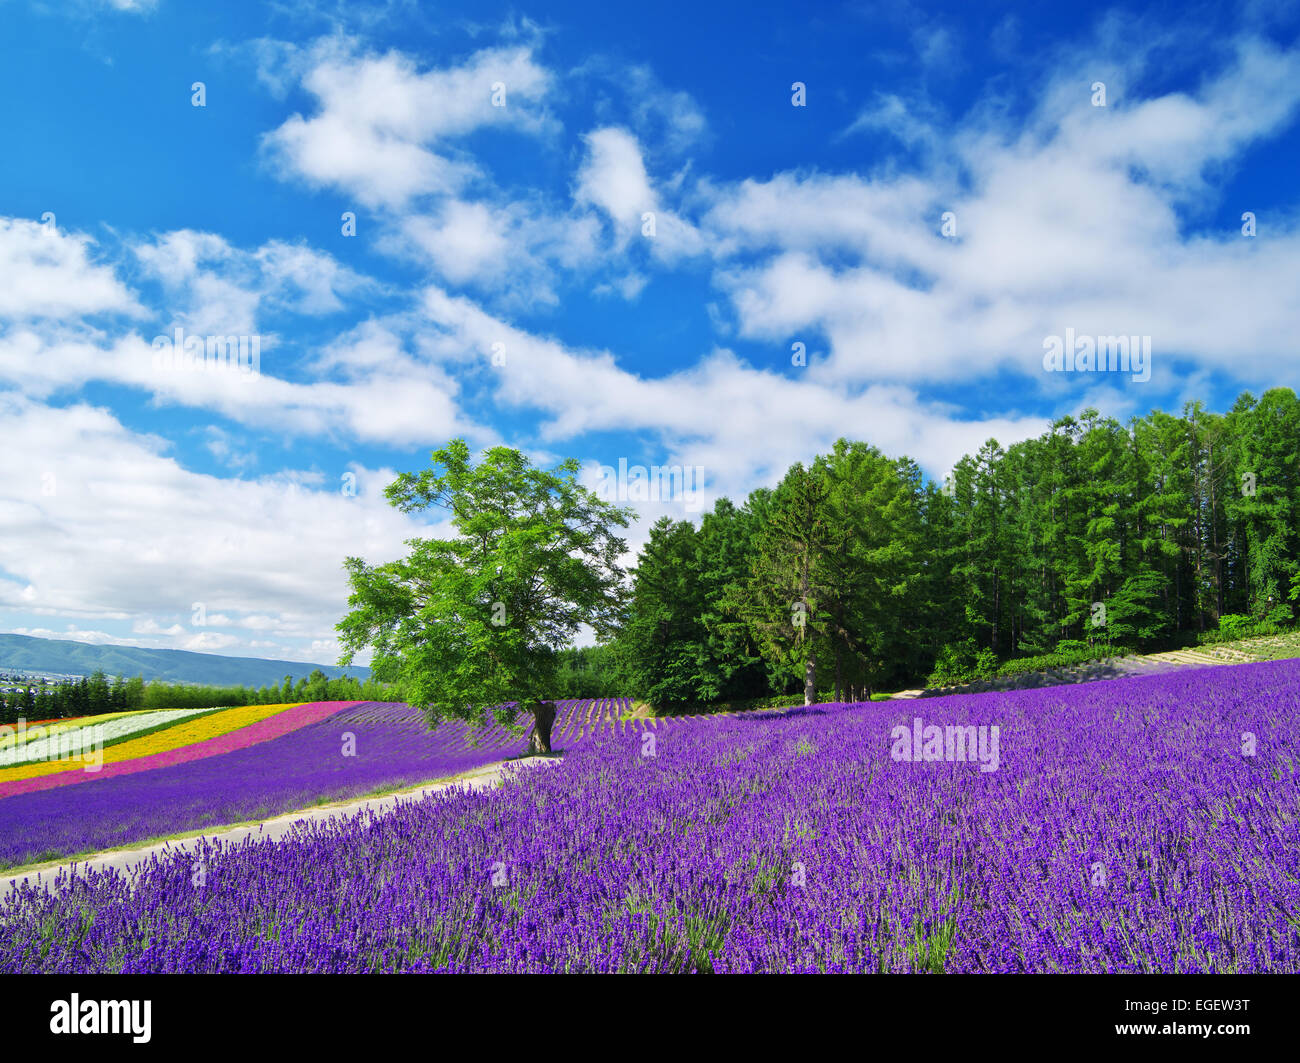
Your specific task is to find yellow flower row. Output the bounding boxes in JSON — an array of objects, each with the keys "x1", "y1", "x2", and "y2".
[{"x1": 0, "y1": 703, "x2": 303, "y2": 783}]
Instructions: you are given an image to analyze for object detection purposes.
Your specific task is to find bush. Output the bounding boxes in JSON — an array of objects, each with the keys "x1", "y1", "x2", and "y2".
[
  {"x1": 1215, "y1": 614, "x2": 1255, "y2": 640},
  {"x1": 1055, "y1": 639, "x2": 1092, "y2": 654},
  {"x1": 995, "y1": 644, "x2": 1130, "y2": 678},
  {"x1": 926, "y1": 640, "x2": 997, "y2": 687},
  {"x1": 1197, "y1": 615, "x2": 1286, "y2": 646},
  {"x1": 926, "y1": 640, "x2": 1132, "y2": 688}
]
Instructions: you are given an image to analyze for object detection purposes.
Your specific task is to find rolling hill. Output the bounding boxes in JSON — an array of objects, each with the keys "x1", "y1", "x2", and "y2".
[{"x1": 0, "y1": 634, "x2": 369, "y2": 687}]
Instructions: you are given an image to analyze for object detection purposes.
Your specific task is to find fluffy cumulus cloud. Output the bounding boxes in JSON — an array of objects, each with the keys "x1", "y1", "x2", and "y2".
[
  {"x1": 0, "y1": 218, "x2": 139, "y2": 320},
  {"x1": 0, "y1": 394, "x2": 426, "y2": 661},
  {"x1": 575, "y1": 127, "x2": 706, "y2": 262},
  {"x1": 704, "y1": 34, "x2": 1300, "y2": 391},
  {"x1": 261, "y1": 39, "x2": 554, "y2": 209},
  {"x1": 416, "y1": 286, "x2": 1046, "y2": 508}
]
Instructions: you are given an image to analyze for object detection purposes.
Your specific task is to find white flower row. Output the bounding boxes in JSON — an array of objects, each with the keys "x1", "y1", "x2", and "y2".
[
  {"x1": 0, "y1": 710, "x2": 142, "y2": 751},
  {"x1": 0, "y1": 707, "x2": 218, "y2": 766}
]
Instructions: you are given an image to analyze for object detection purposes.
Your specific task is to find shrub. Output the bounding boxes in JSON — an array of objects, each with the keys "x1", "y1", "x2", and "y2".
[
  {"x1": 995, "y1": 644, "x2": 1130, "y2": 678},
  {"x1": 927, "y1": 640, "x2": 1131, "y2": 688},
  {"x1": 1215, "y1": 614, "x2": 1255, "y2": 640},
  {"x1": 926, "y1": 640, "x2": 997, "y2": 687},
  {"x1": 1196, "y1": 615, "x2": 1291, "y2": 646}
]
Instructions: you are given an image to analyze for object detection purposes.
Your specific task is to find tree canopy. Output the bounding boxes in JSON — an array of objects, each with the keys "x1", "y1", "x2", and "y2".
[{"x1": 337, "y1": 439, "x2": 632, "y2": 752}]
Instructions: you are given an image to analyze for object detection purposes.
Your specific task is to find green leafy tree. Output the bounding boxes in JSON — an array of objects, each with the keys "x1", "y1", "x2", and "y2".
[
  {"x1": 302, "y1": 669, "x2": 330, "y2": 703},
  {"x1": 337, "y1": 439, "x2": 631, "y2": 753},
  {"x1": 553, "y1": 645, "x2": 624, "y2": 699}
]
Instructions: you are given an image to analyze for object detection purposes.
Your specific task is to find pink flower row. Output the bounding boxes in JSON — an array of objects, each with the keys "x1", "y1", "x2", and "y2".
[{"x1": 0, "y1": 702, "x2": 360, "y2": 800}]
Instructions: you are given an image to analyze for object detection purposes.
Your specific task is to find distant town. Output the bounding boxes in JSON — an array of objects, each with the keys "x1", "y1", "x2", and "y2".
[{"x1": 0, "y1": 668, "x2": 86, "y2": 688}]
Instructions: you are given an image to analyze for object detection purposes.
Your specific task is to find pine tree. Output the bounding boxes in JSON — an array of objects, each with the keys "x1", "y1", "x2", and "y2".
[{"x1": 728, "y1": 463, "x2": 841, "y2": 705}]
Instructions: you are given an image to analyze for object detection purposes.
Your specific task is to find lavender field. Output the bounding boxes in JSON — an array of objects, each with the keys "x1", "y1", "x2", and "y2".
[
  {"x1": 0, "y1": 698, "x2": 632, "y2": 871},
  {"x1": 2, "y1": 662, "x2": 1297, "y2": 972}
]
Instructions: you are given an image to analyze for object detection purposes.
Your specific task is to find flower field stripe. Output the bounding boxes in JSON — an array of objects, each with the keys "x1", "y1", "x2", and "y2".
[
  {"x1": 0, "y1": 718, "x2": 93, "y2": 752},
  {"x1": 0, "y1": 707, "x2": 237, "y2": 771},
  {"x1": 567, "y1": 699, "x2": 589, "y2": 741},
  {"x1": 556, "y1": 699, "x2": 585, "y2": 744},
  {"x1": 557, "y1": 699, "x2": 578, "y2": 742},
  {"x1": 580, "y1": 698, "x2": 595, "y2": 737},
  {"x1": 0, "y1": 702, "x2": 336, "y2": 799},
  {"x1": 0, "y1": 708, "x2": 219, "y2": 770},
  {"x1": 0, "y1": 704, "x2": 292, "y2": 781},
  {"x1": 554, "y1": 701, "x2": 575, "y2": 743},
  {"x1": 0, "y1": 711, "x2": 149, "y2": 752},
  {"x1": 474, "y1": 710, "x2": 520, "y2": 749}
]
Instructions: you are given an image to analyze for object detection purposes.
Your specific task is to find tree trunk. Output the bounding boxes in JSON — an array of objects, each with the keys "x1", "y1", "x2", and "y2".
[
  {"x1": 528, "y1": 700, "x2": 557, "y2": 755},
  {"x1": 804, "y1": 656, "x2": 816, "y2": 706},
  {"x1": 991, "y1": 571, "x2": 1000, "y2": 654}
]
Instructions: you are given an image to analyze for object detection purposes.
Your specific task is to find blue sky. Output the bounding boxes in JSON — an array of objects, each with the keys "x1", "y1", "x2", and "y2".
[{"x1": 1, "y1": 0, "x2": 1299, "y2": 664}]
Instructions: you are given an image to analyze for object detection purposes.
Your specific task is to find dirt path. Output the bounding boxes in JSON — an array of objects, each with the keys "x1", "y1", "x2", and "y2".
[{"x1": 0, "y1": 757, "x2": 554, "y2": 896}]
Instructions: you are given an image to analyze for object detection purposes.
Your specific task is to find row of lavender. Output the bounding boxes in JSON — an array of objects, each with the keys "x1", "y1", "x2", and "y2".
[
  {"x1": 2, "y1": 663, "x2": 1296, "y2": 971},
  {"x1": 0, "y1": 698, "x2": 633, "y2": 870}
]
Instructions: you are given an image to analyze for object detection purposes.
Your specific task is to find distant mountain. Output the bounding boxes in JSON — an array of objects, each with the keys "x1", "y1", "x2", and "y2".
[{"x1": 0, "y1": 633, "x2": 369, "y2": 687}]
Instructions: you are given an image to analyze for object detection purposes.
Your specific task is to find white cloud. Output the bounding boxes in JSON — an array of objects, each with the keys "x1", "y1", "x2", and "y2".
[
  {"x1": 261, "y1": 40, "x2": 554, "y2": 209},
  {"x1": 133, "y1": 229, "x2": 372, "y2": 332},
  {"x1": 575, "y1": 127, "x2": 656, "y2": 241},
  {"x1": 418, "y1": 286, "x2": 1048, "y2": 505},
  {"x1": 386, "y1": 196, "x2": 605, "y2": 305},
  {"x1": 399, "y1": 200, "x2": 513, "y2": 286},
  {"x1": 703, "y1": 34, "x2": 1300, "y2": 390},
  {"x1": 0, "y1": 224, "x2": 481, "y2": 449},
  {"x1": 0, "y1": 218, "x2": 139, "y2": 319},
  {"x1": 0, "y1": 393, "x2": 427, "y2": 660},
  {"x1": 575, "y1": 126, "x2": 705, "y2": 262}
]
